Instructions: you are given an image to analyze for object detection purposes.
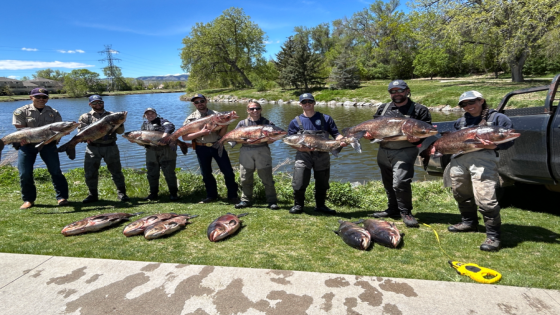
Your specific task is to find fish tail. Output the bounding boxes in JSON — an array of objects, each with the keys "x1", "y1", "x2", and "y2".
[
  {"x1": 212, "y1": 141, "x2": 224, "y2": 158},
  {"x1": 176, "y1": 141, "x2": 189, "y2": 155},
  {"x1": 331, "y1": 146, "x2": 343, "y2": 157},
  {"x1": 57, "y1": 142, "x2": 76, "y2": 160},
  {"x1": 0, "y1": 140, "x2": 4, "y2": 160}
]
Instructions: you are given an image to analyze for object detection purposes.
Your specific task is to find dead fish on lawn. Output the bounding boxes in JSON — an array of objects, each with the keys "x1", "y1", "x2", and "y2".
[
  {"x1": 431, "y1": 126, "x2": 520, "y2": 158},
  {"x1": 122, "y1": 130, "x2": 191, "y2": 155},
  {"x1": 334, "y1": 220, "x2": 371, "y2": 250},
  {"x1": 282, "y1": 131, "x2": 365, "y2": 157},
  {"x1": 144, "y1": 214, "x2": 198, "y2": 240},
  {"x1": 61, "y1": 212, "x2": 143, "y2": 236},
  {"x1": 207, "y1": 213, "x2": 248, "y2": 242},
  {"x1": 0, "y1": 121, "x2": 80, "y2": 160},
  {"x1": 123, "y1": 213, "x2": 188, "y2": 237},
  {"x1": 58, "y1": 111, "x2": 128, "y2": 160},
  {"x1": 363, "y1": 219, "x2": 402, "y2": 248},
  {"x1": 342, "y1": 116, "x2": 438, "y2": 143},
  {"x1": 213, "y1": 125, "x2": 287, "y2": 157}
]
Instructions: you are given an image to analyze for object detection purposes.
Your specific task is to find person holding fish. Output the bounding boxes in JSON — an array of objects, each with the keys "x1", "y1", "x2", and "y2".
[
  {"x1": 181, "y1": 94, "x2": 240, "y2": 204},
  {"x1": 12, "y1": 88, "x2": 70, "y2": 209},
  {"x1": 232, "y1": 101, "x2": 281, "y2": 210},
  {"x1": 443, "y1": 91, "x2": 515, "y2": 252},
  {"x1": 368, "y1": 80, "x2": 432, "y2": 228},
  {"x1": 79, "y1": 95, "x2": 130, "y2": 203},
  {"x1": 287, "y1": 93, "x2": 347, "y2": 215},
  {"x1": 139, "y1": 108, "x2": 179, "y2": 201}
]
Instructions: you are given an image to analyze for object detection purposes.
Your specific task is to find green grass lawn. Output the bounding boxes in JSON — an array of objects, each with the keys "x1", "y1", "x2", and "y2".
[
  {"x1": 0, "y1": 165, "x2": 558, "y2": 289},
  {"x1": 198, "y1": 75, "x2": 557, "y2": 109}
]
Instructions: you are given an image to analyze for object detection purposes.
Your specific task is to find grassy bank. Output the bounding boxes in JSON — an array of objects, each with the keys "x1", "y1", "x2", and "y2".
[
  {"x1": 0, "y1": 165, "x2": 558, "y2": 289},
  {"x1": 0, "y1": 89, "x2": 185, "y2": 102},
  {"x1": 196, "y1": 75, "x2": 556, "y2": 109}
]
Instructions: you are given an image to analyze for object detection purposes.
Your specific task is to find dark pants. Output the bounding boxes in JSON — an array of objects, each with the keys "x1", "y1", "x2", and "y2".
[
  {"x1": 84, "y1": 144, "x2": 126, "y2": 192},
  {"x1": 195, "y1": 145, "x2": 238, "y2": 199},
  {"x1": 377, "y1": 146, "x2": 418, "y2": 214},
  {"x1": 292, "y1": 151, "x2": 331, "y2": 207},
  {"x1": 146, "y1": 147, "x2": 178, "y2": 195},
  {"x1": 18, "y1": 142, "x2": 69, "y2": 202}
]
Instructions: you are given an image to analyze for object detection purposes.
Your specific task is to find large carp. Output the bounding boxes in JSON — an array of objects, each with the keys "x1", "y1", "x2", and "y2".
[
  {"x1": 0, "y1": 121, "x2": 80, "y2": 160},
  {"x1": 61, "y1": 212, "x2": 143, "y2": 236},
  {"x1": 169, "y1": 111, "x2": 239, "y2": 142},
  {"x1": 123, "y1": 213, "x2": 187, "y2": 236},
  {"x1": 212, "y1": 125, "x2": 287, "y2": 157},
  {"x1": 207, "y1": 213, "x2": 248, "y2": 242},
  {"x1": 334, "y1": 220, "x2": 371, "y2": 250},
  {"x1": 122, "y1": 130, "x2": 191, "y2": 155},
  {"x1": 143, "y1": 215, "x2": 198, "y2": 240},
  {"x1": 282, "y1": 132, "x2": 365, "y2": 157},
  {"x1": 342, "y1": 116, "x2": 438, "y2": 143},
  {"x1": 432, "y1": 126, "x2": 520, "y2": 157},
  {"x1": 57, "y1": 111, "x2": 128, "y2": 160},
  {"x1": 363, "y1": 219, "x2": 402, "y2": 248}
]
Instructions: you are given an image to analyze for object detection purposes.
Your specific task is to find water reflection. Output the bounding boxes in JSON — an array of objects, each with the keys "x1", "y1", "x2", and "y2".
[{"x1": 0, "y1": 93, "x2": 462, "y2": 183}]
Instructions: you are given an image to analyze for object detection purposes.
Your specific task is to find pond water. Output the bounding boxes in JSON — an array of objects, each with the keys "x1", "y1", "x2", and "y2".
[{"x1": 0, "y1": 93, "x2": 462, "y2": 183}]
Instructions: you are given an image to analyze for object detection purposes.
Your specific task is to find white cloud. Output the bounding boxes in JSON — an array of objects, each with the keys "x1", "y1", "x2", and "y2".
[
  {"x1": 109, "y1": 50, "x2": 119, "y2": 54},
  {"x1": 57, "y1": 49, "x2": 85, "y2": 54},
  {"x1": 0, "y1": 60, "x2": 94, "y2": 70},
  {"x1": 22, "y1": 47, "x2": 38, "y2": 51},
  {"x1": 57, "y1": 50, "x2": 67, "y2": 53},
  {"x1": 76, "y1": 49, "x2": 85, "y2": 53},
  {"x1": 8, "y1": 75, "x2": 18, "y2": 79}
]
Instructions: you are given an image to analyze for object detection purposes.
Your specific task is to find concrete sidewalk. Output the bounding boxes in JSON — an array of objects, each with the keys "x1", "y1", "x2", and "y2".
[{"x1": 1, "y1": 253, "x2": 558, "y2": 315}]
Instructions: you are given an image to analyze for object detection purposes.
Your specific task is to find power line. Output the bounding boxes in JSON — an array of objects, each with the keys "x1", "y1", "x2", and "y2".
[{"x1": 98, "y1": 45, "x2": 123, "y2": 91}]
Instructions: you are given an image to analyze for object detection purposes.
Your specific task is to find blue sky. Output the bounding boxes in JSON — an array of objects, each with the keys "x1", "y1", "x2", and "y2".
[{"x1": 0, "y1": 0, "x2": 408, "y2": 80}]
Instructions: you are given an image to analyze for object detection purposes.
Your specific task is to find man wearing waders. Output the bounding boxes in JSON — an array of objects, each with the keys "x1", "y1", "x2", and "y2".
[
  {"x1": 368, "y1": 80, "x2": 432, "y2": 227},
  {"x1": 287, "y1": 93, "x2": 346, "y2": 215}
]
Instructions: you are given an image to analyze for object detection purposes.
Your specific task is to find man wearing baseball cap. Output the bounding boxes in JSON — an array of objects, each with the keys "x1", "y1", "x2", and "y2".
[
  {"x1": 12, "y1": 88, "x2": 70, "y2": 209},
  {"x1": 367, "y1": 80, "x2": 432, "y2": 228},
  {"x1": 79, "y1": 95, "x2": 129, "y2": 203},
  {"x1": 286, "y1": 93, "x2": 346, "y2": 215},
  {"x1": 139, "y1": 107, "x2": 179, "y2": 201},
  {"x1": 181, "y1": 94, "x2": 239, "y2": 204},
  {"x1": 444, "y1": 90, "x2": 514, "y2": 252}
]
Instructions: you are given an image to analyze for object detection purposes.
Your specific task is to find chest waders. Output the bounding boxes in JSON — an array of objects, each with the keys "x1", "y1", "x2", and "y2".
[{"x1": 292, "y1": 114, "x2": 331, "y2": 210}]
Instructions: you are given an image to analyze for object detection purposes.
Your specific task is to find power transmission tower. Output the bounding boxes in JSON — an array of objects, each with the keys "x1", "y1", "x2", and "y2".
[{"x1": 99, "y1": 45, "x2": 122, "y2": 91}]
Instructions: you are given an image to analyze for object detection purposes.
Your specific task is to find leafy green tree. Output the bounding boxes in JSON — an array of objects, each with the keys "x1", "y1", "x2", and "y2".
[
  {"x1": 32, "y1": 69, "x2": 66, "y2": 82},
  {"x1": 329, "y1": 51, "x2": 361, "y2": 89},
  {"x1": 180, "y1": 7, "x2": 267, "y2": 88},
  {"x1": 275, "y1": 36, "x2": 326, "y2": 90},
  {"x1": 1, "y1": 85, "x2": 13, "y2": 96},
  {"x1": 20, "y1": 76, "x2": 30, "y2": 81},
  {"x1": 63, "y1": 69, "x2": 104, "y2": 97}
]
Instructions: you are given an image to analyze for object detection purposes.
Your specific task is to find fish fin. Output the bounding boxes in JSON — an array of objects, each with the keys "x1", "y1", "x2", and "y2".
[
  {"x1": 350, "y1": 142, "x2": 362, "y2": 153},
  {"x1": 333, "y1": 230, "x2": 340, "y2": 235},
  {"x1": 211, "y1": 142, "x2": 224, "y2": 158},
  {"x1": 247, "y1": 137, "x2": 264, "y2": 144},
  {"x1": 237, "y1": 213, "x2": 249, "y2": 218},
  {"x1": 370, "y1": 139, "x2": 383, "y2": 143},
  {"x1": 432, "y1": 151, "x2": 443, "y2": 158},
  {"x1": 354, "y1": 219, "x2": 365, "y2": 224},
  {"x1": 176, "y1": 141, "x2": 188, "y2": 155},
  {"x1": 228, "y1": 141, "x2": 237, "y2": 148},
  {"x1": 341, "y1": 127, "x2": 350, "y2": 137},
  {"x1": 331, "y1": 147, "x2": 342, "y2": 157},
  {"x1": 132, "y1": 212, "x2": 144, "y2": 216},
  {"x1": 187, "y1": 215, "x2": 199, "y2": 219}
]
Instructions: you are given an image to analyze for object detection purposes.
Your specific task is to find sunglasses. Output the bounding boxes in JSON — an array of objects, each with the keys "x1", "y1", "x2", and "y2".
[
  {"x1": 193, "y1": 100, "x2": 206, "y2": 105},
  {"x1": 301, "y1": 100, "x2": 315, "y2": 104},
  {"x1": 389, "y1": 89, "x2": 406, "y2": 94},
  {"x1": 248, "y1": 108, "x2": 262, "y2": 111},
  {"x1": 459, "y1": 99, "x2": 478, "y2": 107},
  {"x1": 33, "y1": 95, "x2": 48, "y2": 99},
  {"x1": 91, "y1": 101, "x2": 104, "y2": 105}
]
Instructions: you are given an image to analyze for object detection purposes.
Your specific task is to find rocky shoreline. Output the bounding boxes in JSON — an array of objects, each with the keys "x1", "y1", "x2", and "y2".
[{"x1": 180, "y1": 94, "x2": 464, "y2": 113}]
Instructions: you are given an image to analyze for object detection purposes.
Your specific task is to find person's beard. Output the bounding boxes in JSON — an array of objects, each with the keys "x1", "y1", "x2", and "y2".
[{"x1": 391, "y1": 94, "x2": 407, "y2": 104}]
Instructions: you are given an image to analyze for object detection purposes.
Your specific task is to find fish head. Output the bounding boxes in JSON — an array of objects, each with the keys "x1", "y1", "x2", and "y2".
[
  {"x1": 108, "y1": 112, "x2": 128, "y2": 126},
  {"x1": 402, "y1": 120, "x2": 439, "y2": 139},
  {"x1": 263, "y1": 125, "x2": 288, "y2": 139},
  {"x1": 61, "y1": 219, "x2": 89, "y2": 236},
  {"x1": 144, "y1": 224, "x2": 167, "y2": 240},
  {"x1": 487, "y1": 127, "x2": 521, "y2": 143},
  {"x1": 282, "y1": 135, "x2": 302, "y2": 147},
  {"x1": 122, "y1": 131, "x2": 143, "y2": 140},
  {"x1": 51, "y1": 121, "x2": 81, "y2": 133},
  {"x1": 207, "y1": 221, "x2": 228, "y2": 242},
  {"x1": 214, "y1": 111, "x2": 239, "y2": 125}
]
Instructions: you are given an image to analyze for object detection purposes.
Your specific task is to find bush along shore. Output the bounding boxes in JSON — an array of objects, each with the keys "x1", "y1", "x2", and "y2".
[
  {"x1": 180, "y1": 93, "x2": 465, "y2": 113},
  {"x1": 0, "y1": 165, "x2": 559, "y2": 289}
]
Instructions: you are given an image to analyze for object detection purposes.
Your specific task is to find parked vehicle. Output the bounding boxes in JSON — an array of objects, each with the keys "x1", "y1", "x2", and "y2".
[{"x1": 419, "y1": 74, "x2": 560, "y2": 192}]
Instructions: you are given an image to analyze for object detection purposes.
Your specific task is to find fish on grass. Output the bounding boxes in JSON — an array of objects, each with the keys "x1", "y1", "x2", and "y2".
[
  {"x1": 363, "y1": 219, "x2": 402, "y2": 248},
  {"x1": 61, "y1": 212, "x2": 143, "y2": 236},
  {"x1": 57, "y1": 111, "x2": 128, "y2": 160},
  {"x1": 342, "y1": 116, "x2": 438, "y2": 143},
  {"x1": 123, "y1": 213, "x2": 194, "y2": 236},
  {"x1": 207, "y1": 213, "x2": 248, "y2": 242},
  {"x1": 431, "y1": 126, "x2": 520, "y2": 158},
  {"x1": 169, "y1": 111, "x2": 239, "y2": 142},
  {"x1": 144, "y1": 215, "x2": 198, "y2": 240},
  {"x1": 213, "y1": 125, "x2": 287, "y2": 157},
  {"x1": 334, "y1": 220, "x2": 371, "y2": 250},
  {"x1": 122, "y1": 131, "x2": 191, "y2": 155},
  {"x1": 282, "y1": 132, "x2": 365, "y2": 157},
  {"x1": 0, "y1": 121, "x2": 80, "y2": 160}
]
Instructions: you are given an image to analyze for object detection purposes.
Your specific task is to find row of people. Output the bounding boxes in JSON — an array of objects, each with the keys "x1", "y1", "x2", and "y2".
[{"x1": 13, "y1": 81, "x2": 512, "y2": 252}]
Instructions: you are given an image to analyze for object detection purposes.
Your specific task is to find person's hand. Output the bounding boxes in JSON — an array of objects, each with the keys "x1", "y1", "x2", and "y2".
[
  {"x1": 363, "y1": 132, "x2": 374, "y2": 140},
  {"x1": 158, "y1": 133, "x2": 171, "y2": 144},
  {"x1": 20, "y1": 139, "x2": 29, "y2": 146},
  {"x1": 87, "y1": 140, "x2": 92, "y2": 144},
  {"x1": 199, "y1": 125, "x2": 212, "y2": 135},
  {"x1": 429, "y1": 145, "x2": 436, "y2": 155},
  {"x1": 474, "y1": 137, "x2": 497, "y2": 149},
  {"x1": 340, "y1": 142, "x2": 348, "y2": 147}
]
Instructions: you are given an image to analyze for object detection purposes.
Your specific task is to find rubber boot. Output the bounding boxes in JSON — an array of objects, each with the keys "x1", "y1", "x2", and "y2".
[
  {"x1": 290, "y1": 190, "x2": 305, "y2": 214},
  {"x1": 169, "y1": 187, "x2": 179, "y2": 201},
  {"x1": 314, "y1": 191, "x2": 336, "y2": 215},
  {"x1": 117, "y1": 186, "x2": 130, "y2": 202},
  {"x1": 144, "y1": 187, "x2": 159, "y2": 201},
  {"x1": 481, "y1": 214, "x2": 501, "y2": 252},
  {"x1": 83, "y1": 189, "x2": 99, "y2": 204}
]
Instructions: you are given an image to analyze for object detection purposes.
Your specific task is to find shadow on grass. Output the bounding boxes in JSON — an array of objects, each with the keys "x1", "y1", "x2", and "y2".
[
  {"x1": 500, "y1": 183, "x2": 560, "y2": 215},
  {"x1": 501, "y1": 224, "x2": 560, "y2": 249},
  {"x1": 34, "y1": 199, "x2": 143, "y2": 214}
]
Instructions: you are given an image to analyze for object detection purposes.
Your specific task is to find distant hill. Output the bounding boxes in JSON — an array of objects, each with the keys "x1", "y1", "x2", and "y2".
[{"x1": 136, "y1": 74, "x2": 189, "y2": 81}]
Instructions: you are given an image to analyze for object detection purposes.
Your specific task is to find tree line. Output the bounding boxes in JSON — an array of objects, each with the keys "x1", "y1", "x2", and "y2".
[{"x1": 181, "y1": 1, "x2": 560, "y2": 93}]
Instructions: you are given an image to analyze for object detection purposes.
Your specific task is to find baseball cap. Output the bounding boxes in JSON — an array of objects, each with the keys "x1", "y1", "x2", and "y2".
[
  {"x1": 144, "y1": 107, "x2": 157, "y2": 115},
  {"x1": 388, "y1": 80, "x2": 408, "y2": 91},
  {"x1": 30, "y1": 88, "x2": 49, "y2": 96},
  {"x1": 88, "y1": 95, "x2": 103, "y2": 103},
  {"x1": 458, "y1": 91, "x2": 483, "y2": 105},
  {"x1": 299, "y1": 93, "x2": 315, "y2": 102},
  {"x1": 190, "y1": 94, "x2": 206, "y2": 101}
]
